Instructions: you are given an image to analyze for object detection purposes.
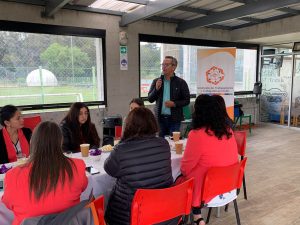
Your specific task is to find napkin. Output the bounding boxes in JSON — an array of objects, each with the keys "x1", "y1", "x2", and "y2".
[
  {"x1": 90, "y1": 149, "x2": 102, "y2": 156},
  {"x1": 0, "y1": 164, "x2": 12, "y2": 174}
]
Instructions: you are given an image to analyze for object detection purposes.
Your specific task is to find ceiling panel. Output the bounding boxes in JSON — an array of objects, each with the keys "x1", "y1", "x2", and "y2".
[
  {"x1": 213, "y1": 2, "x2": 243, "y2": 11},
  {"x1": 251, "y1": 9, "x2": 287, "y2": 19},
  {"x1": 215, "y1": 19, "x2": 249, "y2": 27},
  {"x1": 161, "y1": 10, "x2": 197, "y2": 19},
  {"x1": 289, "y1": 4, "x2": 300, "y2": 10},
  {"x1": 89, "y1": 0, "x2": 143, "y2": 12},
  {"x1": 184, "y1": 0, "x2": 219, "y2": 8}
]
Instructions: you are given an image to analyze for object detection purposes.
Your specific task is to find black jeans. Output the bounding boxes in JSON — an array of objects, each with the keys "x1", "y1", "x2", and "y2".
[{"x1": 159, "y1": 115, "x2": 181, "y2": 137}]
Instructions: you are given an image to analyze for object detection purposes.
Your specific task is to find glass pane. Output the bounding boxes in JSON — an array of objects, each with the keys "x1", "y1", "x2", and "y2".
[
  {"x1": 290, "y1": 55, "x2": 300, "y2": 127},
  {"x1": 0, "y1": 31, "x2": 104, "y2": 107},
  {"x1": 234, "y1": 49, "x2": 257, "y2": 91},
  {"x1": 260, "y1": 55, "x2": 292, "y2": 125},
  {"x1": 262, "y1": 46, "x2": 292, "y2": 55},
  {"x1": 140, "y1": 42, "x2": 257, "y2": 97}
]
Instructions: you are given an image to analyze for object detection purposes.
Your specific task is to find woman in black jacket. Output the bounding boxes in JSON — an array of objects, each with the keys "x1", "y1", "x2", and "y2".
[
  {"x1": 104, "y1": 107, "x2": 173, "y2": 225},
  {"x1": 60, "y1": 102, "x2": 100, "y2": 153},
  {"x1": 0, "y1": 105, "x2": 31, "y2": 164}
]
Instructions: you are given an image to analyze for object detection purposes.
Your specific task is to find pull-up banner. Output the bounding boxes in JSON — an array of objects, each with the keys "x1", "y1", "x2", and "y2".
[{"x1": 197, "y1": 48, "x2": 236, "y2": 119}]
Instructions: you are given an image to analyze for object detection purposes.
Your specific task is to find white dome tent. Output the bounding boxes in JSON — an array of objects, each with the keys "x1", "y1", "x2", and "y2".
[{"x1": 26, "y1": 69, "x2": 58, "y2": 86}]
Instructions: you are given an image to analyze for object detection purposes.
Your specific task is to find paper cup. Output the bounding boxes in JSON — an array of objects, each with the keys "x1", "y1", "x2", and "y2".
[
  {"x1": 114, "y1": 139, "x2": 120, "y2": 146},
  {"x1": 80, "y1": 144, "x2": 90, "y2": 157},
  {"x1": 172, "y1": 131, "x2": 181, "y2": 142},
  {"x1": 175, "y1": 141, "x2": 183, "y2": 154}
]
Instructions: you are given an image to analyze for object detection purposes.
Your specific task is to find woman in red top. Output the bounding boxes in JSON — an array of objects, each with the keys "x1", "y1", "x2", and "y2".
[
  {"x1": 179, "y1": 95, "x2": 238, "y2": 225},
  {"x1": 0, "y1": 105, "x2": 31, "y2": 164},
  {"x1": 2, "y1": 121, "x2": 88, "y2": 225}
]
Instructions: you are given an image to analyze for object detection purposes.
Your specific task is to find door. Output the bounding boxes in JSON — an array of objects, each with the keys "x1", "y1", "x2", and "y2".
[
  {"x1": 260, "y1": 55, "x2": 292, "y2": 125},
  {"x1": 290, "y1": 55, "x2": 300, "y2": 127}
]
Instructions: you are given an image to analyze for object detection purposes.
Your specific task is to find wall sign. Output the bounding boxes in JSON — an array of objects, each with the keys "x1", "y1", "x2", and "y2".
[{"x1": 120, "y1": 46, "x2": 128, "y2": 70}]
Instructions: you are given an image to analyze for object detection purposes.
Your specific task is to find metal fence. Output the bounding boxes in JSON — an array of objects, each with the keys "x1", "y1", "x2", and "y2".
[{"x1": 0, "y1": 31, "x2": 102, "y2": 106}]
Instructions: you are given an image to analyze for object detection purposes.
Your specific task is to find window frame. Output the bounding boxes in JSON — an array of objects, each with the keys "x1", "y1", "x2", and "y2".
[
  {"x1": 0, "y1": 20, "x2": 107, "y2": 111},
  {"x1": 139, "y1": 34, "x2": 259, "y2": 100}
]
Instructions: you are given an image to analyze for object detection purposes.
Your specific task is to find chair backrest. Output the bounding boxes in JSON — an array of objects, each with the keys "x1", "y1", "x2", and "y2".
[
  {"x1": 92, "y1": 195, "x2": 105, "y2": 225},
  {"x1": 130, "y1": 178, "x2": 194, "y2": 225},
  {"x1": 201, "y1": 158, "x2": 247, "y2": 205},
  {"x1": 23, "y1": 115, "x2": 42, "y2": 131},
  {"x1": 22, "y1": 192, "x2": 97, "y2": 225},
  {"x1": 115, "y1": 125, "x2": 122, "y2": 139},
  {"x1": 233, "y1": 131, "x2": 247, "y2": 157}
]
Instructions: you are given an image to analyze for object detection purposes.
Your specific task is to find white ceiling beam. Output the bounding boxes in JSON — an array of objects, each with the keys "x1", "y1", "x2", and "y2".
[{"x1": 120, "y1": 0, "x2": 191, "y2": 26}]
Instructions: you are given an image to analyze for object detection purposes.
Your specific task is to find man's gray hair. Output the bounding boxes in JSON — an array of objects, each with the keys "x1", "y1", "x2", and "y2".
[{"x1": 165, "y1": 56, "x2": 177, "y2": 66}]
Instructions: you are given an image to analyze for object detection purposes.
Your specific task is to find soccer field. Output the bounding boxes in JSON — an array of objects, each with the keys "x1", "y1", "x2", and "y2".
[{"x1": 0, "y1": 86, "x2": 98, "y2": 106}]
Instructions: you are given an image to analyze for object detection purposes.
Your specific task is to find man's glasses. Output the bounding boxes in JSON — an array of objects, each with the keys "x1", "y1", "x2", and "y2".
[{"x1": 160, "y1": 63, "x2": 173, "y2": 68}]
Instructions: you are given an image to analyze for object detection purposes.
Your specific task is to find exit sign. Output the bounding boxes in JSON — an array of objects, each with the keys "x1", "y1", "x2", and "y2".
[{"x1": 120, "y1": 46, "x2": 127, "y2": 54}]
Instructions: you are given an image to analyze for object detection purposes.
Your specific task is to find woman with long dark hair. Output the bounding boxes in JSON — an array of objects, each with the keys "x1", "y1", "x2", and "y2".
[
  {"x1": 60, "y1": 102, "x2": 100, "y2": 152},
  {"x1": 213, "y1": 94, "x2": 234, "y2": 128},
  {"x1": 179, "y1": 95, "x2": 238, "y2": 225},
  {"x1": 0, "y1": 105, "x2": 31, "y2": 164},
  {"x1": 2, "y1": 121, "x2": 88, "y2": 225},
  {"x1": 129, "y1": 98, "x2": 144, "y2": 111},
  {"x1": 104, "y1": 107, "x2": 173, "y2": 225}
]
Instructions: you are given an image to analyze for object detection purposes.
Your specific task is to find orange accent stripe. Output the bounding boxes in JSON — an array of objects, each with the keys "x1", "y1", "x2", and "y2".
[
  {"x1": 199, "y1": 48, "x2": 236, "y2": 58},
  {"x1": 226, "y1": 106, "x2": 234, "y2": 120}
]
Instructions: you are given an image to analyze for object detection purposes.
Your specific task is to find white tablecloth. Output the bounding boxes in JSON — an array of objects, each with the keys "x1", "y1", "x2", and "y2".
[{"x1": 0, "y1": 150, "x2": 183, "y2": 225}]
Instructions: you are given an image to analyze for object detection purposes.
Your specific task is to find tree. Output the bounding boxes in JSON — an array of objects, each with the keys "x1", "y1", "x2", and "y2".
[
  {"x1": 40, "y1": 43, "x2": 90, "y2": 79},
  {"x1": 0, "y1": 32, "x2": 16, "y2": 72},
  {"x1": 140, "y1": 43, "x2": 161, "y2": 79}
]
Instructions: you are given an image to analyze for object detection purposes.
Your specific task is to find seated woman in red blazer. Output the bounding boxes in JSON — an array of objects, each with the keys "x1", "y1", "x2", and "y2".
[
  {"x1": 0, "y1": 105, "x2": 32, "y2": 164},
  {"x1": 2, "y1": 121, "x2": 88, "y2": 225},
  {"x1": 179, "y1": 95, "x2": 238, "y2": 225}
]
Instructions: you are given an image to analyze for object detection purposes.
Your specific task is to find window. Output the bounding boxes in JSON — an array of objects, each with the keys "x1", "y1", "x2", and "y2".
[
  {"x1": 139, "y1": 35, "x2": 258, "y2": 97},
  {"x1": 0, "y1": 21, "x2": 106, "y2": 109}
]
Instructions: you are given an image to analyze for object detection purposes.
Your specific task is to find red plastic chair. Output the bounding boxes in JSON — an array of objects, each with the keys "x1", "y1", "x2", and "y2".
[
  {"x1": 234, "y1": 130, "x2": 248, "y2": 200},
  {"x1": 202, "y1": 158, "x2": 247, "y2": 225},
  {"x1": 131, "y1": 178, "x2": 194, "y2": 225},
  {"x1": 115, "y1": 125, "x2": 122, "y2": 139},
  {"x1": 88, "y1": 195, "x2": 106, "y2": 225},
  {"x1": 23, "y1": 115, "x2": 42, "y2": 131}
]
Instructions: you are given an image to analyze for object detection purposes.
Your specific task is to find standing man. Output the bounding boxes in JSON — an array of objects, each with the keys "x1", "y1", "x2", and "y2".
[{"x1": 148, "y1": 56, "x2": 190, "y2": 137}]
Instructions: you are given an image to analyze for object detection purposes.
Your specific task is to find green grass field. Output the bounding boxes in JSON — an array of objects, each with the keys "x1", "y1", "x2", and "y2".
[{"x1": 0, "y1": 86, "x2": 99, "y2": 106}]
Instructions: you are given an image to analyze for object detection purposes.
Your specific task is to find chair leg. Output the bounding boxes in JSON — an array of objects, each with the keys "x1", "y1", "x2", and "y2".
[
  {"x1": 234, "y1": 117, "x2": 239, "y2": 130},
  {"x1": 243, "y1": 174, "x2": 248, "y2": 200},
  {"x1": 189, "y1": 212, "x2": 193, "y2": 225},
  {"x1": 216, "y1": 207, "x2": 221, "y2": 218},
  {"x1": 233, "y1": 199, "x2": 241, "y2": 225},
  {"x1": 249, "y1": 116, "x2": 252, "y2": 134},
  {"x1": 225, "y1": 204, "x2": 229, "y2": 212},
  {"x1": 239, "y1": 117, "x2": 242, "y2": 130},
  {"x1": 206, "y1": 208, "x2": 212, "y2": 224}
]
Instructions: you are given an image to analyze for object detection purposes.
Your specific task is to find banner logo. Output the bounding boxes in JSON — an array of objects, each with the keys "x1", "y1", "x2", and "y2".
[{"x1": 206, "y1": 66, "x2": 224, "y2": 85}]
